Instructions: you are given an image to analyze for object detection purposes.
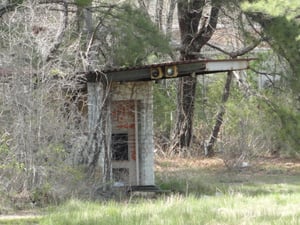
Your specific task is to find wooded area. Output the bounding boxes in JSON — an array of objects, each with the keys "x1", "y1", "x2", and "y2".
[{"x1": 0, "y1": 0, "x2": 299, "y2": 210}]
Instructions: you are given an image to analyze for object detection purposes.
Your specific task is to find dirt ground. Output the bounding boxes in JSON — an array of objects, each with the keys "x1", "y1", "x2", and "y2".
[{"x1": 155, "y1": 156, "x2": 300, "y2": 173}]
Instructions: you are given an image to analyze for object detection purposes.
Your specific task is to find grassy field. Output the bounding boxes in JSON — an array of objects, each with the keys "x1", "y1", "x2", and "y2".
[
  {"x1": 155, "y1": 157, "x2": 300, "y2": 196},
  {"x1": 1, "y1": 156, "x2": 300, "y2": 225}
]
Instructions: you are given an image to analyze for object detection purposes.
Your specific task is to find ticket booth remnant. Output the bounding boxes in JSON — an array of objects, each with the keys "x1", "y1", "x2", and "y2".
[
  {"x1": 86, "y1": 80, "x2": 154, "y2": 187},
  {"x1": 109, "y1": 83, "x2": 154, "y2": 186},
  {"x1": 85, "y1": 58, "x2": 253, "y2": 189}
]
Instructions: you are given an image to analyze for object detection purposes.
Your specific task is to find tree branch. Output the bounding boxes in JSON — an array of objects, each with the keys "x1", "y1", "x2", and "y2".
[
  {"x1": 45, "y1": 0, "x2": 68, "y2": 62},
  {"x1": 206, "y1": 38, "x2": 263, "y2": 58},
  {"x1": 189, "y1": 6, "x2": 219, "y2": 53},
  {"x1": 0, "y1": 1, "x2": 19, "y2": 18}
]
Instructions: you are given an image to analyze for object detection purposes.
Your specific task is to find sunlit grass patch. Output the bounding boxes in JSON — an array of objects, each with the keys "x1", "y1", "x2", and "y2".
[
  {"x1": 39, "y1": 193, "x2": 300, "y2": 225},
  {"x1": 155, "y1": 157, "x2": 300, "y2": 197},
  {"x1": 3, "y1": 156, "x2": 300, "y2": 225},
  {"x1": 235, "y1": 183, "x2": 300, "y2": 196},
  {"x1": 0, "y1": 217, "x2": 40, "y2": 225}
]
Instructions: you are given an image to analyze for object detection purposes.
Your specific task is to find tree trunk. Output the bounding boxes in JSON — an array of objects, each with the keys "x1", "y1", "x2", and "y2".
[
  {"x1": 170, "y1": 0, "x2": 219, "y2": 154},
  {"x1": 84, "y1": 80, "x2": 111, "y2": 187},
  {"x1": 171, "y1": 76, "x2": 197, "y2": 151},
  {"x1": 206, "y1": 71, "x2": 233, "y2": 157},
  {"x1": 155, "y1": 0, "x2": 164, "y2": 30},
  {"x1": 204, "y1": 42, "x2": 261, "y2": 157},
  {"x1": 166, "y1": 0, "x2": 176, "y2": 36},
  {"x1": 74, "y1": 3, "x2": 113, "y2": 187}
]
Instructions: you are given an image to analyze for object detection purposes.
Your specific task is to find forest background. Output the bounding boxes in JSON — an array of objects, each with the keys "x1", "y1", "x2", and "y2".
[{"x1": 0, "y1": 0, "x2": 299, "y2": 209}]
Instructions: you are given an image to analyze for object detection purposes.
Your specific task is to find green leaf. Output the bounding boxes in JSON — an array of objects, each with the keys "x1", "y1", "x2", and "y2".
[{"x1": 108, "y1": 4, "x2": 171, "y2": 66}]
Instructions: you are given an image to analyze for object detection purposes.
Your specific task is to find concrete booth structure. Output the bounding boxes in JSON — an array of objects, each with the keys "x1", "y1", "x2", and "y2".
[{"x1": 85, "y1": 58, "x2": 252, "y2": 190}]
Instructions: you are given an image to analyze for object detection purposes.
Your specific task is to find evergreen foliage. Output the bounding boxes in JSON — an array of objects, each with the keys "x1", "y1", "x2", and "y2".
[
  {"x1": 242, "y1": 0, "x2": 300, "y2": 22},
  {"x1": 104, "y1": 4, "x2": 171, "y2": 67},
  {"x1": 74, "y1": 0, "x2": 93, "y2": 7},
  {"x1": 242, "y1": 0, "x2": 300, "y2": 93},
  {"x1": 240, "y1": 0, "x2": 300, "y2": 153}
]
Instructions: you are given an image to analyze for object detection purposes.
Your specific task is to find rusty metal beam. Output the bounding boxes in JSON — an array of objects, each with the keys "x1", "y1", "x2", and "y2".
[{"x1": 86, "y1": 58, "x2": 254, "y2": 83}]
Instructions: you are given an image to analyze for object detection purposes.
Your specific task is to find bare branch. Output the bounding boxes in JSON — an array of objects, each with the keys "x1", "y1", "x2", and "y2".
[
  {"x1": 206, "y1": 38, "x2": 263, "y2": 58},
  {"x1": 0, "y1": 1, "x2": 18, "y2": 18},
  {"x1": 206, "y1": 42, "x2": 232, "y2": 56},
  {"x1": 189, "y1": 6, "x2": 219, "y2": 53},
  {"x1": 86, "y1": 5, "x2": 115, "y2": 55},
  {"x1": 45, "y1": 0, "x2": 68, "y2": 62}
]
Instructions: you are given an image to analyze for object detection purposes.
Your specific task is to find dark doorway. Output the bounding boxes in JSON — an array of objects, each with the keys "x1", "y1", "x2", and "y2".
[{"x1": 112, "y1": 133, "x2": 129, "y2": 160}]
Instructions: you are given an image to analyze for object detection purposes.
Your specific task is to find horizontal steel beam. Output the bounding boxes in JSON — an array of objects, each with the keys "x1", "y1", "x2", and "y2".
[{"x1": 86, "y1": 58, "x2": 254, "y2": 83}]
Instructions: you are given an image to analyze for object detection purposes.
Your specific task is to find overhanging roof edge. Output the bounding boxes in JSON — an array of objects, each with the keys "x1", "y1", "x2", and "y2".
[{"x1": 86, "y1": 58, "x2": 255, "y2": 83}]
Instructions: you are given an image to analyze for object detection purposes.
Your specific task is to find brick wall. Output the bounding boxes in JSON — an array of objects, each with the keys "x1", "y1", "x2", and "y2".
[{"x1": 111, "y1": 82, "x2": 154, "y2": 185}]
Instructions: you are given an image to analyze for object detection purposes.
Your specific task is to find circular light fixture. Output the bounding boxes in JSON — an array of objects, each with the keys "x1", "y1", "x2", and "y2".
[
  {"x1": 165, "y1": 66, "x2": 178, "y2": 78},
  {"x1": 151, "y1": 69, "x2": 159, "y2": 78},
  {"x1": 150, "y1": 67, "x2": 163, "y2": 79},
  {"x1": 166, "y1": 67, "x2": 174, "y2": 76}
]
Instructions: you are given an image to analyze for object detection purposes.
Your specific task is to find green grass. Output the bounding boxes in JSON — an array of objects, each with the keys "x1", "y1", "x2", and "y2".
[
  {"x1": 0, "y1": 217, "x2": 40, "y2": 225},
  {"x1": 37, "y1": 194, "x2": 300, "y2": 225},
  {"x1": 156, "y1": 170, "x2": 300, "y2": 197},
  {"x1": 2, "y1": 157, "x2": 300, "y2": 225},
  {"x1": 155, "y1": 157, "x2": 300, "y2": 197},
  {"x1": 3, "y1": 193, "x2": 300, "y2": 225}
]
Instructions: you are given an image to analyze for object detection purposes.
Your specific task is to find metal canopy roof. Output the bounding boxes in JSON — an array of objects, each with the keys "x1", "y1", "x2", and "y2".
[{"x1": 86, "y1": 58, "x2": 254, "y2": 83}]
